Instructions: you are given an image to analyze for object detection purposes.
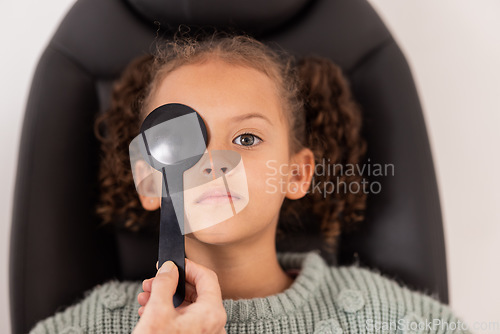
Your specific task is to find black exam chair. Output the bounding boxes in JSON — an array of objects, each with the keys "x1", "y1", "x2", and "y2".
[{"x1": 10, "y1": 0, "x2": 449, "y2": 333}]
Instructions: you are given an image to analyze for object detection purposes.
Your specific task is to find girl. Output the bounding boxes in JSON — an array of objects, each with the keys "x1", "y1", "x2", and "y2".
[{"x1": 30, "y1": 31, "x2": 470, "y2": 334}]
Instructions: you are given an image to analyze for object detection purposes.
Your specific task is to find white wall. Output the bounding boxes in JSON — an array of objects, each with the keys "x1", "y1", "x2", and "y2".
[
  {"x1": 0, "y1": 1, "x2": 76, "y2": 333},
  {"x1": 0, "y1": 1, "x2": 498, "y2": 333},
  {"x1": 367, "y1": 0, "x2": 500, "y2": 332}
]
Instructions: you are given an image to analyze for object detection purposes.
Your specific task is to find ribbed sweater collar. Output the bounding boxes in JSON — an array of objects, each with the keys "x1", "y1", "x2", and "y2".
[{"x1": 222, "y1": 251, "x2": 327, "y2": 322}]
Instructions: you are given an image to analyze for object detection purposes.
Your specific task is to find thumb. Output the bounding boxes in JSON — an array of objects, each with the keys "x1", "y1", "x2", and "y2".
[{"x1": 146, "y1": 261, "x2": 179, "y2": 312}]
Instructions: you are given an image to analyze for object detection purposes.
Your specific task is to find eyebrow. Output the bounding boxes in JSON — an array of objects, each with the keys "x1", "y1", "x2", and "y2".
[{"x1": 229, "y1": 112, "x2": 272, "y2": 125}]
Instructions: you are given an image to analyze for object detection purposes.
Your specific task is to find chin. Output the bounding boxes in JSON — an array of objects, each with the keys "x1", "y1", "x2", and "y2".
[{"x1": 185, "y1": 217, "x2": 242, "y2": 245}]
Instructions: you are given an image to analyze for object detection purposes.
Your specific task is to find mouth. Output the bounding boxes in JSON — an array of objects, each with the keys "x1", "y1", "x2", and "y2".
[{"x1": 194, "y1": 187, "x2": 241, "y2": 205}]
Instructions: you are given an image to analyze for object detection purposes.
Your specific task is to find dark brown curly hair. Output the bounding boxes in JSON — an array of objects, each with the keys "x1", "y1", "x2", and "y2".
[{"x1": 93, "y1": 30, "x2": 367, "y2": 253}]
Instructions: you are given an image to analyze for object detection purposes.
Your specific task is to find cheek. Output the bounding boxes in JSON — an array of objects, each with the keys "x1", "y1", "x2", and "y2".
[{"x1": 244, "y1": 154, "x2": 289, "y2": 206}]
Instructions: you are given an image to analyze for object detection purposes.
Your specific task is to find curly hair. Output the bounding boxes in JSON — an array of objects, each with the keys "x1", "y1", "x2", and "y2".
[
  {"x1": 93, "y1": 30, "x2": 367, "y2": 253},
  {"x1": 94, "y1": 54, "x2": 156, "y2": 232}
]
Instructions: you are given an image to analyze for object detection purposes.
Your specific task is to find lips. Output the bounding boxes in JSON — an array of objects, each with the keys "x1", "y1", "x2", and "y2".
[{"x1": 194, "y1": 187, "x2": 241, "y2": 205}]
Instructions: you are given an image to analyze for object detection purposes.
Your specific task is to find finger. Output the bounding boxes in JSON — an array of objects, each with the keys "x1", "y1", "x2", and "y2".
[
  {"x1": 142, "y1": 278, "x2": 154, "y2": 293},
  {"x1": 176, "y1": 299, "x2": 194, "y2": 313},
  {"x1": 145, "y1": 261, "x2": 179, "y2": 313},
  {"x1": 142, "y1": 278, "x2": 194, "y2": 307},
  {"x1": 156, "y1": 261, "x2": 159, "y2": 270},
  {"x1": 184, "y1": 258, "x2": 222, "y2": 305},
  {"x1": 137, "y1": 291, "x2": 150, "y2": 306},
  {"x1": 138, "y1": 306, "x2": 144, "y2": 317},
  {"x1": 184, "y1": 281, "x2": 197, "y2": 303}
]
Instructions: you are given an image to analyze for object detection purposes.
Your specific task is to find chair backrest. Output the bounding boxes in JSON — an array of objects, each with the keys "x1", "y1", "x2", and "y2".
[{"x1": 10, "y1": 0, "x2": 448, "y2": 333}]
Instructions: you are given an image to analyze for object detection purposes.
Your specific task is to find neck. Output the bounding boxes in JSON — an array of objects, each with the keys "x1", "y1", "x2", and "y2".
[{"x1": 185, "y1": 220, "x2": 294, "y2": 300}]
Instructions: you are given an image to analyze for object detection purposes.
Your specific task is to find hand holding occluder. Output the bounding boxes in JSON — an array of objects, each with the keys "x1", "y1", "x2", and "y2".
[{"x1": 134, "y1": 259, "x2": 227, "y2": 334}]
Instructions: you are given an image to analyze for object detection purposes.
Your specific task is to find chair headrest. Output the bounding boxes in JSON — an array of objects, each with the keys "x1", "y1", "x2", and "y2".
[{"x1": 126, "y1": 0, "x2": 312, "y2": 34}]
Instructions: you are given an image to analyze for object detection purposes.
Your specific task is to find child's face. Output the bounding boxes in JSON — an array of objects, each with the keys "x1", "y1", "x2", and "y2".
[{"x1": 141, "y1": 58, "x2": 314, "y2": 245}]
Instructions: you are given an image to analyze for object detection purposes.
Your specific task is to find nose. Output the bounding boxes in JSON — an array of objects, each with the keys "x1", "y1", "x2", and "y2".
[
  {"x1": 198, "y1": 151, "x2": 231, "y2": 179},
  {"x1": 203, "y1": 166, "x2": 228, "y2": 176},
  {"x1": 183, "y1": 149, "x2": 242, "y2": 191}
]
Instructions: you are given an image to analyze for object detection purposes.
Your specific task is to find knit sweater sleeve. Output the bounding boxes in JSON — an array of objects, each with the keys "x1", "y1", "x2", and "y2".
[
  {"x1": 29, "y1": 281, "x2": 142, "y2": 334},
  {"x1": 334, "y1": 265, "x2": 473, "y2": 334}
]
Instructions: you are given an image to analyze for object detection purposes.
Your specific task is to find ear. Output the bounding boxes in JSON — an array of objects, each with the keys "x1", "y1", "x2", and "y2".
[
  {"x1": 134, "y1": 160, "x2": 161, "y2": 211},
  {"x1": 138, "y1": 194, "x2": 161, "y2": 211},
  {"x1": 285, "y1": 147, "x2": 315, "y2": 200}
]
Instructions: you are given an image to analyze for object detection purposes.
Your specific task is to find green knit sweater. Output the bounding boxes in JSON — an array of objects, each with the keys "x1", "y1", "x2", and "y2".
[{"x1": 29, "y1": 251, "x2": 471, "y2": 334}]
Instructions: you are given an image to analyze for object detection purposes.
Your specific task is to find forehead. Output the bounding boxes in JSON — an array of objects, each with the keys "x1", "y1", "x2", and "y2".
[{"x1": 146, "y1": 59, "x2": 284, "y2": 125}]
